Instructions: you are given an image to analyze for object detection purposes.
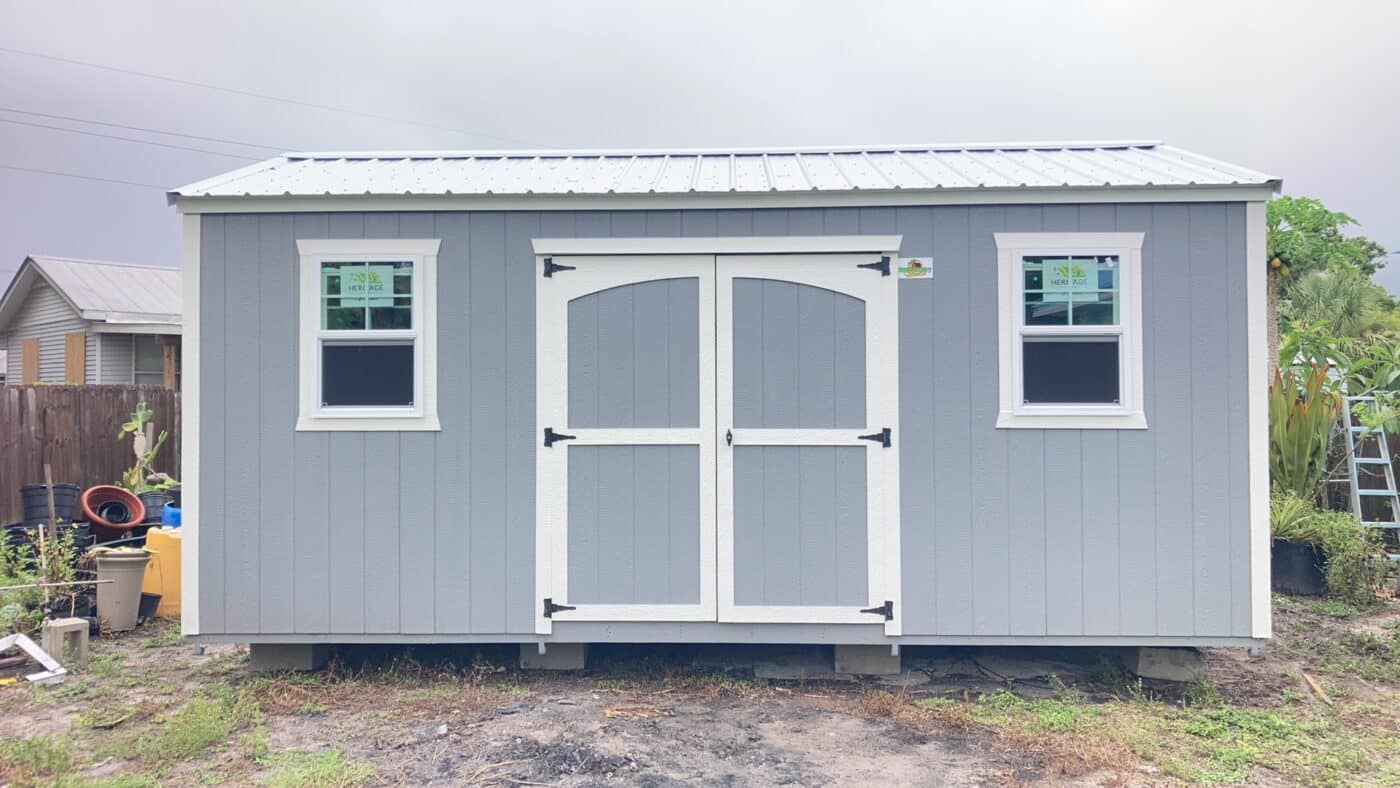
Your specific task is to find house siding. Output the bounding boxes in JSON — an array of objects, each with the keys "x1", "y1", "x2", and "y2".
[
  {"x1": 4, "y1": 280, "x2": 87, "y2": 383},
  {"x1": 197, "y1": 203, "x2": 1257, "y2": 642},
  {"x1": 94, "y1": 333, "x2": 135, "y2": 384}
]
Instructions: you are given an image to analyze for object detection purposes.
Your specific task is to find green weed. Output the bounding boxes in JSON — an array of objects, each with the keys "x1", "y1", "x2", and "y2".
[{"x1": 263, "y1": 749, "x2": 376, "y2": 788}]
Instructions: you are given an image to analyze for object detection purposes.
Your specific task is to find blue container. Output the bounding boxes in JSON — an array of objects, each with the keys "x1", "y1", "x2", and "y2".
[{"x1": 161, "y1": 504, "x2": 182, "y2": 528}]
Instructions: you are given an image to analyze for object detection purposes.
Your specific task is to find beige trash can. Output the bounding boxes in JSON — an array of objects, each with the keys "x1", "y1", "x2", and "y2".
[{"x1": 94, "y1": 549, "x2": 153, "y2": 632}]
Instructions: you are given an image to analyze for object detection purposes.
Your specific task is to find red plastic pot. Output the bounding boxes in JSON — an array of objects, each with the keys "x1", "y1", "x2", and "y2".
[{"x1": 81, "y1": 485, "x2": 146, "y2": 541}]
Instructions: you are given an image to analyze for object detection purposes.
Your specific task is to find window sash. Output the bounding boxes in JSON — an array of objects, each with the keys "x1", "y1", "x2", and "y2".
[{"x1": 1012, "y1": 247, "x2": 1133, "y2": 416}]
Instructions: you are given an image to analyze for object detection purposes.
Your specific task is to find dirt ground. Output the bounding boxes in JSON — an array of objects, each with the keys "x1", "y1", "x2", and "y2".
[{"x1": 3, "y1": 594, "x2": 1400, "y2": 786}]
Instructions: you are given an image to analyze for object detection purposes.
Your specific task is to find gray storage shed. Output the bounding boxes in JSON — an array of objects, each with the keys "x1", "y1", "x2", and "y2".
[{"x1": 169, "y1": 141, "x2": 1278, "y2": 668}]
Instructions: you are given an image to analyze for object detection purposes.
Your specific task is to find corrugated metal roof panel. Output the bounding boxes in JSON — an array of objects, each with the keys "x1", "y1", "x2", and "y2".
[
  {"x1": 170, "y1": 142, "x2": 1278, "y2": 199},
  {"x1": 28, "y1": 256, "x2": 180, "y2": 320}
]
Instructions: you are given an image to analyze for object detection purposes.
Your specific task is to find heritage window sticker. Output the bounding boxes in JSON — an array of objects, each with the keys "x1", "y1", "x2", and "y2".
[{"x1": 897, "y1": 257, "x2": 932, "y2": 280}]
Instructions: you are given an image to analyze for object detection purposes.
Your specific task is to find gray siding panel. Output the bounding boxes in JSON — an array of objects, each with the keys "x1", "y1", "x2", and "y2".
[
  {"x1": 468, "y1": 212, "x2": 508, "y2": 632},
  {"x1": 733, "y1": 446, "x2": 867, "y2": 607},
  {"x1": 222, "y1": 214, "x2": 260, "y2": 635},
  {"x1": 292, "y1": 212, "x2": 331, "y2": 634},
  {"x1": 98, "y1": 334, "x2": 134, "y2": 384},
  {"x1": 199, "y1": 215, "x2": 227, "y2": 634},
  {"x1": 197, "y1": 201, "x2": 1257, "y2": 641},
  {"x1": 567, "y1": 445, "x2": 700, "y2": 605},
  {"x1": 569, "y1": 278, "x2": 700, "y2": 429},
  {"x1": 3, "y1": 281, "x2": 87, "y2": 383},
  {"x1": 932, "y1": 207, "x2": 973, "y2": 635},
  {"x1": 257, "y1": 214, "x2": 295, "y2": 633}
]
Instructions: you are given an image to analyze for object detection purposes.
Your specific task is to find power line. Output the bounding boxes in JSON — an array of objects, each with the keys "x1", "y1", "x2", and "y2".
[
  {"x1": 0, "y1": 106, "x2": 286, "y2": 151},
  {"x1": 0, "y1": 117, "x2": 260, "y2": 159},
  {"x1": 0, "y1": 164, "x2": 166, "y2": 190},
  {"x1": 0, "y1": 45, "x2": 549, "y2": 148}
]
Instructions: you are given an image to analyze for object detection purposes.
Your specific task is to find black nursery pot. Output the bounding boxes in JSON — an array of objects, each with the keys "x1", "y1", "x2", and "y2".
[
  {"x1": 1271, "y1": 538, "x2": 1326, "y2": 596},
  {"x1": 20, "y1": 483, "x2": 80, "y2": 527},
  {"x1": 137, "y1": 491, "x2": 169, "y2": 524}
]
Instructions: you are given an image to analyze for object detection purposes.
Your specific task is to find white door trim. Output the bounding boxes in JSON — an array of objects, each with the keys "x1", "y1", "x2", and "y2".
[
  {"x1": 535, "y1": 254, "x2": 717, "y2": 633},
  {"x1": 715, "y1": 253, "x2": 902, "y2": 634}
]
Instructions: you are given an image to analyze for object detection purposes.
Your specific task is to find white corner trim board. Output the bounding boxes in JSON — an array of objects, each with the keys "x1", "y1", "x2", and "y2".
[
  {"x1": 294, "y1": 239, "x2": 442, "y2": 432},
  {"x1": 1245, "y1": 202, "x2": 1271, "y2": 639},
  {"x1": 180, "y1": 213, "x2": 200, "y2": 636},
  {"x1": 993, "y1": 232, "x2": 1147, "y2": 430}
]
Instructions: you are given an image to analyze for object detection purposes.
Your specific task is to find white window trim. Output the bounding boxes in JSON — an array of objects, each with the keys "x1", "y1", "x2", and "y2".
[
  {"x1": 994, "y1": 232, "x2": 1146, "y2": 430},
  {"x1": 295, "y1": 238, "x2": 441, "y2": 432}
]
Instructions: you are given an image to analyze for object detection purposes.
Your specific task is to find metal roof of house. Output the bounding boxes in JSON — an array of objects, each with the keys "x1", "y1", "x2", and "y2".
[
  {"x1": 0, "y1": 256, "x2": 181, "y2": 330},
  {"x1": 170, "y1": 141, "x2": 1278, "y2": 200}
]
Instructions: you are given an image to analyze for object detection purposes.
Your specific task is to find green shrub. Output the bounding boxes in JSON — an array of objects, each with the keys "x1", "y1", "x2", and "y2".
[{"x1": 1271, "y1": 490, "x2": 1387, "y2": 605}]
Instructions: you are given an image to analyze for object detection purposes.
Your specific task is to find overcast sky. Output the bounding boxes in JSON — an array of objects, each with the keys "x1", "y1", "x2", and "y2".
[{"x1": 2, "y1": 1, "x2": 1398, "y2": 290}]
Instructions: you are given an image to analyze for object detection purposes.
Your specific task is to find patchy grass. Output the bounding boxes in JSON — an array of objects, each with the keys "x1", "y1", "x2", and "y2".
[
  {"x1": 138, "y1": 625, "x2": 185, "y2": 649},
  {"x1": 1311, "y1": 626, "x2": 1400, "y2": 684},
  {"x1": 262, "y1": 749, "x2": 377, "y2": 788},
  {"x1": 133, "y1": 684, "x2": 261, "y2": 764},
  {"x1": 909, "y1": 683, "x2": 1398, "y2": 785},
  {"x1": 0, "y1": 735, "x2": 73, "y2": 786}
]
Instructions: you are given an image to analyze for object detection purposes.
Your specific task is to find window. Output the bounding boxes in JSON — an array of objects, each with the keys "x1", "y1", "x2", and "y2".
[
  {"x1": 296, "y1": 239, "x2": 440, "y2": 431},
  {"x1": 993, "y1": 232, "x2": 1145, "y2": 429},
  {"x1": 133, "y1": 335, "x2": 165, "y2": 386}
]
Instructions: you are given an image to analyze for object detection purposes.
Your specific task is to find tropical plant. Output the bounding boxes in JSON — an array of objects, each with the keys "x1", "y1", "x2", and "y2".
[
  {"x1": 117, "y1": 401, "x2": 169, "y2": 493},
  {"x1": 1268, "y1": 364, "x2": 1343, "y2": 501},
  {"x1": 1270, "y1": 489, "x2": 1387, "y2": 606},
  {"x1": 1265, "y1": 195, "x2": 1390, "y2": 365},
  {"x1": 1282, "y1": 269, "x2": 1390, "y2": 339}
]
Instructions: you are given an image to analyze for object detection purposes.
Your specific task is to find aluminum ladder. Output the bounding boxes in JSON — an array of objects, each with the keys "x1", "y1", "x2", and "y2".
[{"x1": 1342, "y1": 394, "x2": 1400, "y2": 533}]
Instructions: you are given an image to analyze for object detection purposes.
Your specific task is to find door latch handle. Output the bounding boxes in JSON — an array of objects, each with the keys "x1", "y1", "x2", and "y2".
[
  {"x1": 725, "y1": 428, "x2": 733, "y2": 446},
  {"x1": 858, "y1": 427, "x2": 892, "y2": 448}
]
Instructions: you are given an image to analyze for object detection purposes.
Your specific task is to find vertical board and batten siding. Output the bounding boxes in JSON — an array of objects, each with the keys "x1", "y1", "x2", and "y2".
[
  {"x1": 3, "y1": 280, "x2": 88, "y2": 383},
  {"x1": 198, "y1": 203, "x2": 1253, "y2": 640}
]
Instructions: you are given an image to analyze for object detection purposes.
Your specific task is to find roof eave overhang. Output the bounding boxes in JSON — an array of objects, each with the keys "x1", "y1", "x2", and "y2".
[{"x1": 169, "y1": 181, "x2": 1282, "y2": 215}]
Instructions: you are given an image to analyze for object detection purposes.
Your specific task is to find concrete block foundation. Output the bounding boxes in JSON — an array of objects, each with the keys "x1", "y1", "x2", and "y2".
[
  {"x1": 834, "y1": 644, "x2": 901, "y2": 676},
  {"x1": 1127, "y1": 647, "x2": 1205, "y2": 682},
  {"x1": 249, "y1": 643, "x2": 329, "y2": 672},
  {"x1": 520, "y1": 643, "x2": 588, "y2": 670}
]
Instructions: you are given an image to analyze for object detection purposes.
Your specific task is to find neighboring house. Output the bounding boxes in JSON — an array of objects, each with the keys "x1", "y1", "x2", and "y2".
[
  {"x1": 0, "y1": 349, "x2": 6, "y2": 385},
  {"x1": 170, "y1": 142, "x2": 1278, "y2": 672},
  {"x1": 0, "y1": 256, "x2": 181, "y2": 388}
]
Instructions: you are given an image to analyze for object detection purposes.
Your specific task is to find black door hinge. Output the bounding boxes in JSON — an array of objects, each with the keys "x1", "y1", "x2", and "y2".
[
  {"x1": 858, "y1": 427, "x2": 892, "y2": 448},
  {"x1": 543, "y1": 427, "x2": 577, "y2": 447},
  {"x1": 543, "y1": 257, "x2": 576, "y2": 278},
  {"x1": 860, "y1": 600, "x2": 894, "y2": 620},
  {"x1": 543, "y1": 598, "x2": 576, "y2": 618},
  {"x1": 856, "y1": 255, "x2": 890, "y2": 276}
]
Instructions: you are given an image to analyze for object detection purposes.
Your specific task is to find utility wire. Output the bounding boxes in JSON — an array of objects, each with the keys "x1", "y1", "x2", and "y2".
[
  {"x1": 0, "y1": 163, "x2": 166, "y2": 189},
  {"x1": 0, "y1": 106, "x2": 286, "y2": 151},
  {"x1": 0, "y1": 45, "x2": 549, "y2": 148},
  {"x1": 0, "y1": 117, "x2": 260, "y2": 160}
]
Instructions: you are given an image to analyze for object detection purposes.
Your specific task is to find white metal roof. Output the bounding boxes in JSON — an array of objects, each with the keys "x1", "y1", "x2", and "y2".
[
  {"x1": 0, "y1": 256, "x2": 181, "y2": 330},
  {"x1": 170, "y1": 141, "x2": 1278, "y2": 201}
]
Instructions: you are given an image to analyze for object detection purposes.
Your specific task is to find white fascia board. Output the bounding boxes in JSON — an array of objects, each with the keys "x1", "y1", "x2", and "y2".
[
  {"x1": 90, "y1": 322, "x2": 183, "y2": 335},
  {"x1": 532, "y1": 236, "x2": 903, "y2": 256},
  {"x1": 172, "y1": 184, "x2": 1280, "y2": 214}
]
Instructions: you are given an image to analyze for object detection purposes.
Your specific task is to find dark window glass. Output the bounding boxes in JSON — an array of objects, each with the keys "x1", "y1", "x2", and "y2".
[
  {"x1": 322, "y1": 344, "x2": 414, "y2": 406},
  {"x1": 1022, "y1": 338, "x2": 1119, "y2": 404}
]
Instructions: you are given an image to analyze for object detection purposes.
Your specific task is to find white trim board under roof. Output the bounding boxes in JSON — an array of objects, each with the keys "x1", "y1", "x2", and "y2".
[{"x1": 169, "y1": 141, "x2": 1280, "y2": 212}]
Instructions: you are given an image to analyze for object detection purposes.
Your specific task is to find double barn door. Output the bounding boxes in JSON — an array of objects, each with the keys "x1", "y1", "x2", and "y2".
[{"x1": 536, "y1": 251, "x2": 899, "y2": 634}]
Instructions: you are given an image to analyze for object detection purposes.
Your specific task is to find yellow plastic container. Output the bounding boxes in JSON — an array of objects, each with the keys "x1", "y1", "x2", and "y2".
[{"x1": 140, "y1": 527, "x2": 182, "y2": 617}]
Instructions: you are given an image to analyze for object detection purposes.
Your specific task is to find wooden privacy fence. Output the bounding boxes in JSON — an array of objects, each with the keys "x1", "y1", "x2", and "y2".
[{"x1": 0, "y1": 386, "x2": 181, "y2": 525}]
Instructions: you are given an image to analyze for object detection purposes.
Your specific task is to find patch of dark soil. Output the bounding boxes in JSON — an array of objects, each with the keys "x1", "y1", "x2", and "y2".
[{"x1": 484, "y1": 736, "x2": 643, "y2": 779}]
